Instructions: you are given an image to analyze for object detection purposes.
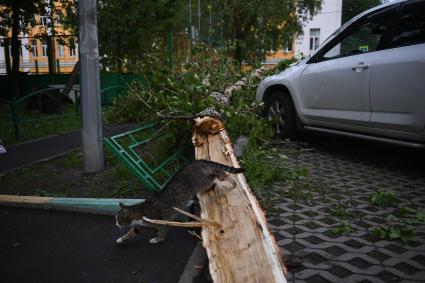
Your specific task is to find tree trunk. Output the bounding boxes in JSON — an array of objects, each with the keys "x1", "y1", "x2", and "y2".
[
  {"x1": 48, "y1": 0, "x2": 57, "y2": 74},
  {"x1": 192, "y1": 116, "x2": 287, "y2": 282},
  {"x1": 11, "y1": 0, "x2": 21, "y2": 99},
  {"x1": 62, "y1": 61, "x2": 79, "y2": 98},
  {"x1": 4, "y1": 38, "x2": 11, "y2": 76}
]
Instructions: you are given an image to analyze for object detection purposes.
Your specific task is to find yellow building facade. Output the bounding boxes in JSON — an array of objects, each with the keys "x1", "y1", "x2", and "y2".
[
  {"x1": 0, "y1": 1, "x2": 78, "y2": 74},
  {"x1": 265, "y1": 41, "x2": 295, "y2": 65}
]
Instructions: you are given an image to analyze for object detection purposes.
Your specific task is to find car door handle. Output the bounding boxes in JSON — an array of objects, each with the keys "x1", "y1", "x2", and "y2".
[{"x1": 352, "y1": 62, "x2": 370, "y2": 72}]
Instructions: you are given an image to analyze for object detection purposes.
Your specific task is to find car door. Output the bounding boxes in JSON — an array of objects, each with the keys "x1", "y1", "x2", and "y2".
[
  {"x1": 368, "y1": 0, "x2": 425, "y2": 133},
  {"x1": 299, "y1": 5, "x2": 397, "y2": 129}
]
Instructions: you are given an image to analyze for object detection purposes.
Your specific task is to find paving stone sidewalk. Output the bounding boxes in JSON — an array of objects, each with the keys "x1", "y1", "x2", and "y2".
[{"x1": 268, "y1": 136, "x2": 425, "y2": 283}]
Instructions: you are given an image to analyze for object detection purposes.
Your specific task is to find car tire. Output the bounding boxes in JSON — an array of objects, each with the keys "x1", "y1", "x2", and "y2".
[{"x1": 265, "y1": 92, "x2": 297, "y2": 139}]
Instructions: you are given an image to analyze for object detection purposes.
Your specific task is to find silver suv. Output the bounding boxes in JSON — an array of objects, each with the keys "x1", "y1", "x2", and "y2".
[{"x1": 257, "y1": 0, "x2": 425, "y2": 148}]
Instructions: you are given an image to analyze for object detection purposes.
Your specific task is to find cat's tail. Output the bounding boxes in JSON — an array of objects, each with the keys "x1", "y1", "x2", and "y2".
[{"x1": 200, "y1": 160, "x2": 245, "y2": 174}]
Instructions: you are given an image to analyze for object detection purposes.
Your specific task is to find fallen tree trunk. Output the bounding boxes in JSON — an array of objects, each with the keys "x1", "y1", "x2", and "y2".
[
  {"x1": 192, "y1": 116, "x2": 287, "y2": 283},
  {"x1": 209, "y1": 66, "x2": 271, "y2": 105},
  {"x1": 154, "y1": 65, "x2": 285, "y2": 282}
]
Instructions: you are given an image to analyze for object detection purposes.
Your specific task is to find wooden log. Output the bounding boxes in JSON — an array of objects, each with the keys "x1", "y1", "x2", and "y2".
[{"x1": 192, "y1": 116, "x2": 287, "y2": 283}]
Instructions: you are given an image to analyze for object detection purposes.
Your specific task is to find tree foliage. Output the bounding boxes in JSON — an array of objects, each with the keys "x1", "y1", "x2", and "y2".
[
  {"x1": 97, "y1": 0, "x2": 184, "y2": 71},
  {"x1": 342, "y1": 0, "x2": 381, "y2": 24},
  {"x1": 0, "y1": 0, "x2": 46, "y2": 36},
  {"x1": 61, "y1": 0, "x2": 321, "y2": 67},
  {"x1": 217, "y1": 0, "x2": 322, "y2": 63},
  {"x1": 0, "y1": 0, "x2": 47, "y2": 98},
  {"x1": 2, "y1": 0, "x2": 323, "y2": 74}
]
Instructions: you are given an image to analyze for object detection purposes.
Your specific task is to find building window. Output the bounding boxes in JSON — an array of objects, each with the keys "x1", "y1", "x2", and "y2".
[
  {"x1": 58, "y1": 43, "x2": 65, "y2": 57},
  {"x1": 55, "y1": 9, "x2": 63, "y2": 25},
  {"x1": 309, "y1": 28, "x2": 320, "y2": 51},
  {"x1": 40, "y1": 16, "x2": 49, "y2": 27},
  {"x1": 69, "y1": 46, "x2": 76, "y2": 57},
  {"x1": 284, "y1": 39, "x2": 293, "y2": 52},
  {"x1": 42, "y1": 41, "x2": 48, "y2": 57},
  {"x1": 31, "y1": 40, "x2": 38, "y2": 57}
]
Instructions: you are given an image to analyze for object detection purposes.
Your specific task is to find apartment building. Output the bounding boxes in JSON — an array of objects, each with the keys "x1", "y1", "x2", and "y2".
[
  {"x1": 0, "y1": 1, "x2": 78, "y2": 74},
  {"x1": 265, "y1": 0, "x2": 342, "y2": 64}
]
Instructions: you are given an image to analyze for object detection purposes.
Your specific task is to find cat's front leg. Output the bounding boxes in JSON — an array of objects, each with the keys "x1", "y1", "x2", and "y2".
[
  {"x1": 149, "y1": 226, "x2": 168, "y2": 244},
  {"x1": 116, "y1": 226, "x2": 139, "y2": 244}
]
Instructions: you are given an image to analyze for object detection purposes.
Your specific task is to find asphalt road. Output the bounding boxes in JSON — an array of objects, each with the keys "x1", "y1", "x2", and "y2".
[
  {"x1": 0, "y1": 207, "x2": 198, "y2": 283},
  {"x1": 0, "y1": 123, "x2": 137, "y2": 174}
]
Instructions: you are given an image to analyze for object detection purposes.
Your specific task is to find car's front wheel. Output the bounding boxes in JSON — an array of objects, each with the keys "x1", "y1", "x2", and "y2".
[{"x1": 265, "y1": 92, "x2": 296, "y2": 138}]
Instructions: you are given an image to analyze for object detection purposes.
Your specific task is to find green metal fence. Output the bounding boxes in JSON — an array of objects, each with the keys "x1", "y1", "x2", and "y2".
[
  {"x1": 0, "y1": 85, "x2": 127, "y2": 142},
  {"x1": 103, "y1": 123, "x2": 193, "y2": 191},
  {"x1": 100, "y1": 85, "x2": 126, "y2": 107}
]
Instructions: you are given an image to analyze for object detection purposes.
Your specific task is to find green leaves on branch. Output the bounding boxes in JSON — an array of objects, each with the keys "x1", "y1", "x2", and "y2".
[{"x1": 104, "y1": 46, "x2": 282, "y2": 148}]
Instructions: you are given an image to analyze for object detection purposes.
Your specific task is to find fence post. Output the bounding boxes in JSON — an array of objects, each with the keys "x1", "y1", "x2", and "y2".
[
  {"x1": 209, "y1": 5, "x2": 212, "y2": 47},
  {"x1": 74, "y1": 90, "x2": 79, "y2": 114},
  {"x1": 103, "y1": 90, "x2": 108, "y2": 109},
  {"x1": 57, "y1": 89, "x2": 62, "y2": 114},
  {"x1": 167, "y1": 31, "x2": 173, "y2": 69},
  {"x1": 11, "y1": 97, "x2": 20, "y2": 141},
  {"x1": 56, "y1": 59, "x2": 60, "y2": 73},
  {"x1": 188, "y1": 0, "x2": 192, "y2": 61},
  {"x1": 37, "y1": 92, "x2": 43, "y2": 113}
]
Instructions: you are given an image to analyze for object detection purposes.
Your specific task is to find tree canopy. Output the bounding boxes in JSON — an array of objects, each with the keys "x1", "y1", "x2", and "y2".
[
  {"x1": 0, "y1": 0, "x2": 47, "y2": 98},
  {"x1": 217, "y1": 0, "x2": 322, "y2": 63},
  {"x1": 2, "y1": 0, "x2": 323, "y2": 74},
  {"x1": 342, "y1": 0, "x2": 381, "y2": 24},
  {"x1": 93, "y1": 0, "x2": 323, "y2": 66},
  {"x1": 97, "y1": 0, "x2": 183, "y2": 71}
]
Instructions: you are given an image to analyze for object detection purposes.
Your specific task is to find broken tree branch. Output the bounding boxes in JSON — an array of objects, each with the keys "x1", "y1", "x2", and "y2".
[
  {"x1": 142, "y1": 218, "x2": 205, "y2": 228},
  {"x1": 142, "y1": 206, "x2": 221, "y2": 228}
]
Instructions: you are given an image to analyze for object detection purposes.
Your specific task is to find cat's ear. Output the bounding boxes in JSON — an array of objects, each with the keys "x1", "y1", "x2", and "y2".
[{"x1": 119, "y1": 202, "x2": 125, "y2": 209}]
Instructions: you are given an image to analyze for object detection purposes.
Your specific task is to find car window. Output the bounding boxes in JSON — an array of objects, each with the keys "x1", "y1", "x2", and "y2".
[
  {"x1": 320, "y1": 7, "x2": 395, "y2": 60},
  {"x1": 388, "y1": 1, "x2": 425, "y2": 48}
]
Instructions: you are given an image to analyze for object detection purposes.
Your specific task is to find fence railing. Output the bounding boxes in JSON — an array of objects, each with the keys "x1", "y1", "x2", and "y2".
[{"x1": 0, "y1": 85, "x2": 127, "y2": 142}]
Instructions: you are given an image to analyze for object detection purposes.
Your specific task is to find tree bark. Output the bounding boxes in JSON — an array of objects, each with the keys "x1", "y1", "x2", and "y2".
[
  {"x1": 62, "y1": 61, "x2": 79, "y2": 98},
  {"x1": 48, "y1": 0, "x2": 57, "y2": 74},
  {"x1": 11, "y1": 0, "x2": 21, "y2": 99},
  {"x1": 4, "y1": 38, "x2": 11, "y2": 76},
  {"x1": 192, "y1": 116, "x2": 287, "y2": 283}
]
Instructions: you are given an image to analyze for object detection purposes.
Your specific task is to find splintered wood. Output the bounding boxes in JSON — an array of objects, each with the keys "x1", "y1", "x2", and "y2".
[{"x1": 193, "y1": 116, "x2": 287, "y2": 283}]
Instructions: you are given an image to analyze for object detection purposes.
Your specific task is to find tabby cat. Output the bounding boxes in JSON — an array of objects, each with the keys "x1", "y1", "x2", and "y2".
[{"x1": 115, "y1": 160, "x2": 244, "y2": 244}]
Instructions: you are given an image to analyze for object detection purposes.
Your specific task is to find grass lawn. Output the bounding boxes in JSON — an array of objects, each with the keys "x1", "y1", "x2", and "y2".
[
  {"x1": 0, "y1": 149, "x2": 150, "y2": 200},
  {"x1": 0, "y1": 103, "x2": 81, "y2": 146}
]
